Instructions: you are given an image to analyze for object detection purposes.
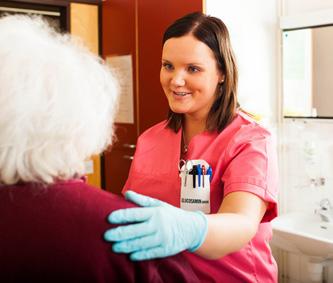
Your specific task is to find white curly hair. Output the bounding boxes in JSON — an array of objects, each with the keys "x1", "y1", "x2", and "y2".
[{"x1": 0, "y1": 15, "x2": 119, "y2": 185}]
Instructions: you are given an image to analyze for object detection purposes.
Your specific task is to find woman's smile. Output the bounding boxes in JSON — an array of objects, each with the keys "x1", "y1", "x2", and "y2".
[{"x1": 172, "y1": 90, "x2": 192, "y2": 98}]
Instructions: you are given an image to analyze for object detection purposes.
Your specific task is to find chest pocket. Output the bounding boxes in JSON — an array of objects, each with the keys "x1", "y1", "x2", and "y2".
[{"x1": 179, "y1": 159, "x2": 211, "y2": 214}]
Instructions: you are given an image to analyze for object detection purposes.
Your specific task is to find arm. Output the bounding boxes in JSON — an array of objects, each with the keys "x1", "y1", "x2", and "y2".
[
  {"x1": 196, "y1": 191, "x2": 267, "y2": 259},
  {"x1": 104, "y1": 190, "x2": 267, "y2": 261}
]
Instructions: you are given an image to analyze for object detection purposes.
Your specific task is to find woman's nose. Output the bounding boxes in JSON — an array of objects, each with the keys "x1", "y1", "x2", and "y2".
[{"x1": 170, "y1": 72, "x2": 185, "y2": 87}]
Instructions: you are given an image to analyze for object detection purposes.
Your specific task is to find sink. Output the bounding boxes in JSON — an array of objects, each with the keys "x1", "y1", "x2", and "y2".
[{"x1": 271, "y1": 211, "x2": 333, "y2": 258}]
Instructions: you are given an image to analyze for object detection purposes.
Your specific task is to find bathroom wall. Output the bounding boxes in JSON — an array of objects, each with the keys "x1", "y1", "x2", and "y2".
[
  {"x1": 279, "y1": 118, "x2": 333, "y2": 283},
  {"x1": 281, "y1": 119, "x2": 333, "y2": 214},
  {"x1": 282, "y1": 0, "x2": 333, "y2": 16},
  {"x1": 279, "y1": 1, "x2": 333, "y2": 282}
]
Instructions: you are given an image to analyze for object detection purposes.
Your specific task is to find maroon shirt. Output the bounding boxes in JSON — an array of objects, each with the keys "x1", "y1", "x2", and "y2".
[{"x1": 0, "y1": 180, "x2": 199, "y2": 283}]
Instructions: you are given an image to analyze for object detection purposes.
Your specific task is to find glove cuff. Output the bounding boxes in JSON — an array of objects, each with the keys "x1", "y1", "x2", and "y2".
[{"x1": 188, "y1": 210, "x2": 208, "y2": 252}]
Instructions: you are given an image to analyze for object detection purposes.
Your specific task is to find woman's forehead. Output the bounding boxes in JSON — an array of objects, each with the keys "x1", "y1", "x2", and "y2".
[{"x1": 162, "y1": 35, "x2": 216, "y2": 64}]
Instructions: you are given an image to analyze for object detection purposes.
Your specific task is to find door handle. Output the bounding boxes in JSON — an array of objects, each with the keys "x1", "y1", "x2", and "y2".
[
  {"x1": 123, "y1": 155, "x2": 134, "y2": 160},
  {"x1": 123, "y1": 143, "x2": 136, "y2": 149}
]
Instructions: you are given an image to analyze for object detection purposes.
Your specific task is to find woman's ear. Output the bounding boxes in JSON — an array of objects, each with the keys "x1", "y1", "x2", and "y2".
[{"x1": 219, "y1": 73, "x2": 225, "y2": 84}]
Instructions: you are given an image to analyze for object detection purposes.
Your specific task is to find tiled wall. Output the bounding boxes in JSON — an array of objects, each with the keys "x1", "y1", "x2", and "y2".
[
  {"x1": 275, "y1": 118, "x2": 333, "y2": 283},
  {"x1": 280, "y1": 118, "x2": 333, "y2": 214}
]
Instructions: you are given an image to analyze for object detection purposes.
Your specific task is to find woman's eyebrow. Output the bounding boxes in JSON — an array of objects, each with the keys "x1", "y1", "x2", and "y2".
[{"x1": 162, "y1": 59, "x2": 205, "y2": 66}]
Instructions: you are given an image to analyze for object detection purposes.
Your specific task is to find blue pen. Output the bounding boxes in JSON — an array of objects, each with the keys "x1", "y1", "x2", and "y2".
[
  {"x1": 196, "y1": 164, "x2": 202, "y2": 188},
  {"x1": 207, "y1": 166, "x2": 213, "y2": 181}
]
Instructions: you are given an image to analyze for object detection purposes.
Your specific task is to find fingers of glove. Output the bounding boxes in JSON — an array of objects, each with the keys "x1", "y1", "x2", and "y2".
[
  {"x1": 125, "y1": 191, "x2": 163, "y2": 207},
  {"x1": 112, "y1": 233, "x2": 161, "y2": 254},
  {"x1": 104, "y1": 221, "x2": 155, "y2": 242},
  {"x1": 108, "y1": 207, "x2": 153, "y2": 224},
  {"x1": 130, "y1": 246, "x2": 177, "y2": 261}
]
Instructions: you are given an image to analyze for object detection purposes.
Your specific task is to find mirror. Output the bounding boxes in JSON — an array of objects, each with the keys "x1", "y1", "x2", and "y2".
[{"x1": 282, "y1": 26, "x2": 333, "y2": 118}]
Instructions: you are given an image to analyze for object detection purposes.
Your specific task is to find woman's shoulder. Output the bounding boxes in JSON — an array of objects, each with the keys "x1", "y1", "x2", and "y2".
[
  {"x1": 138, "y1": 120, "x2": 174, "y2": 141},
  {"x1": 235, "y1": 111, "x2": 272, "y2": 136},
  {"x1": 221, "y1": 111, "x2": 273, "y2": 146},
  {"x1": 51, "y1": 181, "x2": 135, "y2": 211}
]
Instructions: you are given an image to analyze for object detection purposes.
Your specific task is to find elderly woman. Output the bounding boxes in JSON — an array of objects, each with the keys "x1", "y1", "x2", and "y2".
[{"x1": 0, "y1": 15, "x2": 198, "y2": 283}]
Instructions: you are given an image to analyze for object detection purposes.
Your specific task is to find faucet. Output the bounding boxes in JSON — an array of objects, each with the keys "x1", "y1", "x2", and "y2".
[{"x1": 315, "y1": 198, "x2": 333, "y2": 223}]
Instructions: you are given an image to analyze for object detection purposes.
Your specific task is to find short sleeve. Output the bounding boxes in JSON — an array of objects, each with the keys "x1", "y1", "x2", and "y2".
[{"x1": 221, "y1": 125, "x2": 278, "y2": 222}]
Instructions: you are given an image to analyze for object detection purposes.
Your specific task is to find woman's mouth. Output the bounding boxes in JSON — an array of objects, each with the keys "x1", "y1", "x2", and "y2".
[{"x1": 173, "y1": 91, "x2": 191, "y2": 97}]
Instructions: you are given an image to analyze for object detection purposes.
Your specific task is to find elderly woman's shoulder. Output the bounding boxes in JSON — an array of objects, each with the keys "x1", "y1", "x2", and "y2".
[{"x1": 52, "y1": 180, "x2": 136, "y2": 211}]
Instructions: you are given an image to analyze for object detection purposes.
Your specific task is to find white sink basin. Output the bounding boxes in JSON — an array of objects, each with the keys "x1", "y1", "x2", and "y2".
[{"x1": 271, "y1": 212, "x2": 333, "y2": 258}]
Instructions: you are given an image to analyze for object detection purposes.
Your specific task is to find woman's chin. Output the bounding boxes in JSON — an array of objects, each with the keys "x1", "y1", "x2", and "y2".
[{"x1": 169, "y1": 106, "x2": 188, "y2": 114}]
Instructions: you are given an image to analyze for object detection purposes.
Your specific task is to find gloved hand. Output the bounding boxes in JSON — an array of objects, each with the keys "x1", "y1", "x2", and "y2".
[{"x1": 104, "y1": 190, "x2": 208, "y2": 261}]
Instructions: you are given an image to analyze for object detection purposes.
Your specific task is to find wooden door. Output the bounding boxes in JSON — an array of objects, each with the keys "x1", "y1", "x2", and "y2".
[
  {"x1": 102, "y1": 0, "x2": 203, "y2": 195},
  {"x1": 102, "y1": 0, "x2": 138, "y2": 194},
  {"x1": 70, "y1": 2, "x2": 102, "y2": 187}
]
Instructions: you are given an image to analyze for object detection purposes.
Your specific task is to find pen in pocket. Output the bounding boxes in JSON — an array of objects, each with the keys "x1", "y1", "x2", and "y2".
[
  {"x1": 202, "y1": 165, "x2": 206, "y2": 188},
  {"x1": 207, "y1": 166, "x2": 212, "y2": 181},
  {"x1": 196, "y1": 164, "x2": 202, "y2": 188},
  {"x1": 190, "y1": 166, "x2": 197, "y2": 189}
]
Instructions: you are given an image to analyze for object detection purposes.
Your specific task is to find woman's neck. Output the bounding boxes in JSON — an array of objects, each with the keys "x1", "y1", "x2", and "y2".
[{"x1": 183, "y1": 115, "x2": 207, "y2": 145}]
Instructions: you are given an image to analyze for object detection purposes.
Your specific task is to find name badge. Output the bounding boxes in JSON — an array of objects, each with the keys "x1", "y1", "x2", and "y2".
[{"x1": 179, "y1": 159, "x2": 212, "y2": 214}]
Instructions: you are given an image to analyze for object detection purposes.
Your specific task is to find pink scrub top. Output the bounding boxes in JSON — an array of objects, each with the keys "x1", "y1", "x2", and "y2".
[{"x1": 122, "y1": 112, "x2": 278, "y2": 283}]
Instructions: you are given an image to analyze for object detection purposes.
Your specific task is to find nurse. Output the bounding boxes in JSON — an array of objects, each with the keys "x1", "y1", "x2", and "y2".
[{"x1": 104, "y1": 12, "x2": 278, "y2": 283}]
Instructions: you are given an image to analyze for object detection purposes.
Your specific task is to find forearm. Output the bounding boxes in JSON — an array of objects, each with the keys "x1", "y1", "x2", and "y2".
[
  {"x1": 195, "y1": 213, "x2": 258, "y2": 260},
  {"x1": 105, "y1": 191, "x2": 266, "y2": 261}
]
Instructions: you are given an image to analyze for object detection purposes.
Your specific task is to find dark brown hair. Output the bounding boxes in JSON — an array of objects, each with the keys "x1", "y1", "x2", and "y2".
[{"x1": 163, "y1": 12, "x2": 238, "y2": 133}]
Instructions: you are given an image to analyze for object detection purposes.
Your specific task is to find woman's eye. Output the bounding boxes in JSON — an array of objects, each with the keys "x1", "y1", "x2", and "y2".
[
  {"x1": 162, "y1": 62, "x2": 173, "y2": 70},
  {"x1": 188, "y1": 66, "x2": 200, "y2": 73}
]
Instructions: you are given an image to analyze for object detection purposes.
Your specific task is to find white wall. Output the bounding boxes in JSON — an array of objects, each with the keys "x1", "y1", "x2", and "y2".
[
  {"x1": 279, "y1": 2, "x2": 333, "y2": 283},
  {"x1": 280, "y1": 0, "x2": 333, "y2": 218},
  {"x1": 282, "y1": 0, "x2": 333, "y2": 15},
  {"x1": 206, "y1": 0, "x2": 279, "y2": 124}
]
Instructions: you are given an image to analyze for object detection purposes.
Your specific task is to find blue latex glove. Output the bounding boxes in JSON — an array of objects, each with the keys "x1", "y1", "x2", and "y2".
[{"x1": 104, "y1": 191, "x2": 208, "y2": 261}]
